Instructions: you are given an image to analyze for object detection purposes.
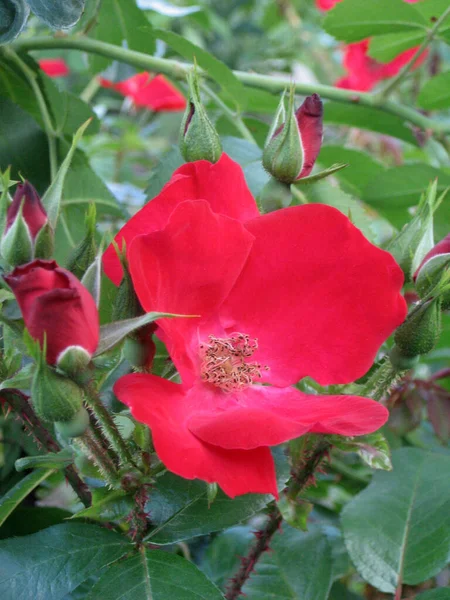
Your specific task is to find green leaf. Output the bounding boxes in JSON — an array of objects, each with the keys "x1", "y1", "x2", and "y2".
[
  {"x1": 324, "y1": 102, "x2": 418, "y2": 146},
  {"x1": 0, "y1": 0, "x2": 29, "y2": 45},
  {"x1": 415, "y1": 591, "x2": 450, "y2": 600},
  {"x1": 155, "y1": 29, "x2": 247, "y2": 110},
  {"x1": 221, "y1": 136, "x2": 269, "y2": 197},
  {"x1": 91, "y1": 0, "x2": 155, "y2": 73},
  {"x1": 0, "y1": 469, "x2": 54, "y2": 528},
  {"x1": 87, "y1": 548, "x2": 224, "y2": 600},
  {"x1": 318, "y1": 145, "x2": 385, "y2": 196},
  {"x1": 417, "y1": 72, "x2": 450, "y2": 110},
  {"x1": 342, "y1": 448, "x2": 450, "y2": 593},
  {"x1": 0, "y1": 362, "x2": 34, "y2": 391},
  {"x1": 323, "y1": 0, "x2": 427, "y2": 43},
  {"x1": 368, "y1": 31, "x2": 426, "y2": 62},
  {"x1": 363, "y1": 164, "x2": 450, "y2": 211},
  {"x1": 95, "y1": 311, "x2": 191, "y2": 356},
  {"x1": 202, "y1": 525, "x2": 334, "y2": 599},
  {"x1": 72, "y1": 488, "x2": 134, "y2": 522},
  {"x1": 145, "y1": 473, "x2": 274, "y2": 544},
  {"x1": 42, "y1": 119, "x2": 91, "y2": 228},
  {"x1": 0, "y1": 523, "x2": 130, "y2": 599},
  {"x1": 27, "y1": 0, "x2": 85, "y2": 29}
]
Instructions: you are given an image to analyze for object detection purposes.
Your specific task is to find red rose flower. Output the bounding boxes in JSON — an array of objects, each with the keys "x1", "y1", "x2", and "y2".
[
  {"x1": 414, "y1": 234, "x2": 450, "y2": 280},
  {"x1": 5, "y1": 181, "x2": 48, "y2": 241},
  {"x1": 107, "y1": 155, "x2": 406, "y2": 498},
  {"x1": 336, "y1": 40, "x2": 427, "y2": 92},
  {"x1": 317, "y1": 0, "x2": 419, "y2": 10},
  {"x1": 38, "y1": 58, "x2": 70, "y2": 78},
  {"x1": 5, "y1": 260, "x2": 99, "y2": 366},
  {"x1": 316, "y1": 0, "x2": 426, "y2": 91},
  {"x1": 99, "y1": 73, "x2": 186, "y2": 111}
]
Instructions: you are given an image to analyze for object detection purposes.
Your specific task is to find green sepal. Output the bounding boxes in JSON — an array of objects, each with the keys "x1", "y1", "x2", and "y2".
[
  {"x1": 34, "y1": 220, "x2": 55, "y2": 259},
  {"x1": 0, "y1": 202, "x2": 33, "y2": 267},
  {"x1": 111, "y1": 243, "x2": 142, "y2": 322},
  {"x1": 386, "y1": 180, "x2": 444, "y2": 280},
  {"x1": 66, "y1": 204, "x2": 97, "y2": 279},
  {"x1": 180, "y1": 67, "x2": 222, "y2": 164}
]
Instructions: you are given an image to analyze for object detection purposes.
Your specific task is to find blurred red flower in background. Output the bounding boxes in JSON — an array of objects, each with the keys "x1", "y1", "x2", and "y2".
[
  {"x1": 38, "y1": 58, "x2": 70, "y2": 78},
  {"x1": 316, "y1": 0, "x2": 427, "y2": 91},
  {"x1": 99, "y1": 72, "x2": 186, "y2": 111}
]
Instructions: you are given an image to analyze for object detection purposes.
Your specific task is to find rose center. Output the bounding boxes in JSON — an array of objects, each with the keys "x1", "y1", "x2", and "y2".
[{"x1": 199, "y1": 332, "x2": 268, "y2": 392}]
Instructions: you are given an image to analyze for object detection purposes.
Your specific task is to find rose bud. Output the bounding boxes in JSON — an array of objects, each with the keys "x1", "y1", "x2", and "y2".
[
  {"x1": 263, "y1": 89, "x2": 323, "y2": 184},
  {"x1": 413, "y1": 233, "x2": 450, "y2": 309},
  {"x1": 4, "y1": 260, "x2": 99, "y2": 376},
  {"x1": 180, "y1": 68, "x2": 222, "y2": 164},
  {"x1": 1, "y1": 181, "x2": 54, "y2": 267},
  {"x1": 393, "y1": 298, "x2": 441, "y2": 362}
]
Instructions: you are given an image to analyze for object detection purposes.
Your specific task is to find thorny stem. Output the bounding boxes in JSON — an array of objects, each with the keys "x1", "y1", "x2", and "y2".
[
  {"x1": 77, "y1": 428, "x2": 119, "y2": 487},
  {"x1": 202, "y1": 82, "x2": 257, "y2": 145},
  {"x1": 224, "y1": 438, "x2": 330, "y2": 600},
  {"x1": 379, "y1": 5, "x2": 450, "y2": 100},
  {"x1": 84, "y1": 384, "x2": 137, "y2": 468},
  {"x1": 12, "y1": 36, "x2": 450, "y2": 138},
  {"x1": 1, "y1": 389, "x2": 92, "y2": 507},
  {"x1": 362, "y1": 358, "x2": 405, "y2": 402}
]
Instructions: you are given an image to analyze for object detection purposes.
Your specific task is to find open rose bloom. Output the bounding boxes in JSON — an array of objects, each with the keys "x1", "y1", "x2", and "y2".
[
  {"x1": 99, "y1": 73, "x2": 186, "y2": 111},
  {"x1": 105, "y1": 155, "x2": 406, "y2": 498}
]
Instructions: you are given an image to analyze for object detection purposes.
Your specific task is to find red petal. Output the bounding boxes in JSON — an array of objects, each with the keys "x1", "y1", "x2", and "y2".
[
  {"x1": 128, "y1": 200, "x2": 254, "y2": 383},
  {"x1": 38, "y1": 58, "x2": 70, "y2": 77},
  {"x1": 114, "y1": 373, "x2": 278, "y2": 498},
  {"x1": 220, "y1": 204, "x2": 407, "y2": 387},
  {"x1": 103, "y1": 153, "x2": 259, "y2": 285},
  {"x1": 188, "y1": 384, "x2": 389, "y2": 450},
  {"x1": 296, "y1": 94, "x2": 323, "y2": 179}
]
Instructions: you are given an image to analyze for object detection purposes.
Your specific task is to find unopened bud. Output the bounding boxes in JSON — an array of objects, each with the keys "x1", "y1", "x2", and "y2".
[
  {"x1": 31, "y1": 354, "x2": 84, "y2": 422},
  {"x1": 263, "y1": 88, "x2": 323, "y2": 184},
  {"x1": 387, "y1": 180, "x2": 440, "y2": 280},
  {"x1": 414, "y1": 233, "x2": 450, "y2": 309},
  {"x1": 1, "y1": 181, "x2": 52, "y2": 266},
  {"x1": 66, "y1": 204, "x2": 97, "y2": 279},
  {"x1": 57, "y1": 345, "x2": 92, "y2": 379},
  {"x1": 180, "y1": 68, "x2": 222, "y2": 163},
  {"x1": 55, "y1": 406, "x2": 90, "y2": 439},
  {"x1": 393, "y1": 298, "x2": 441, "y2": 359}
]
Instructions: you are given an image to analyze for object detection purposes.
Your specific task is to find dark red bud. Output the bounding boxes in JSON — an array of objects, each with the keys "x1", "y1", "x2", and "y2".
[
  {"x1": 295, "y1": 94, "x2": 324, "y2": 179},
  {"x1": 6, "y1": 182, "x2": 48, "y2": 240},
  {"x1": 413, "y1": 233, "x2": 450, "y2": 281}
]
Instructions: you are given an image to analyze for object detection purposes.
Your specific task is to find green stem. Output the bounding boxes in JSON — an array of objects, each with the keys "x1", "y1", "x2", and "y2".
[
  {"x1": 378, "y1": 5, "x2": 450, "y2": 100},
  {"x1": 12, "y1": 36, "x2": 450, "y2": 136},
  {"x1": 202, "y1": 82, "x2": 257, "y2": 144},
  {"x1": 4, "y1": 48, "x2": 59, "y2": 179},
  {"x1": 225, "y1": 438, "x2": 329, "y2": 600},
  {"x1": 362, "y1": 358, "x2": 404, "y2": 402},
  {"x1": 84, "y1": 385, "x2": 137, "y2": 468},
  {"x1": 77, "y1": 428, "x2": 119, "y2": 486}
]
